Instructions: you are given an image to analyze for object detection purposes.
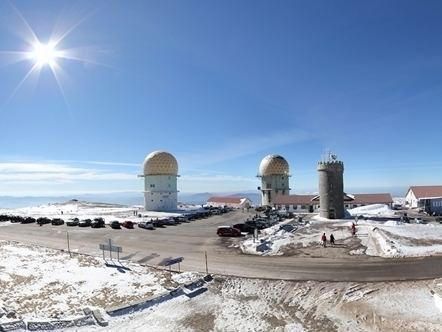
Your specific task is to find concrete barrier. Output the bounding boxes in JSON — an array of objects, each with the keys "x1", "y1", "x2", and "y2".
[
  {"x1": 0, "y1": 320, "x2": 26, "y2": 332},
  {"x1": 185, "y1": 287, "x2": 208, "y2": 298},
  {"x1": 106, "y1": 274, "x2": 214, "y2": 318},
  {"x1": 106, "y1": 287, "x2": 184, "y2": 317},
  {"x1": 26, "y1": 316, "x2": 95, "y2": 331},
  {"x1": 184, "y1": 278, "x2": 205, "y2": 291},
  {"x1": 91, "y1": 309, "x2": 108, "y2": 327}
]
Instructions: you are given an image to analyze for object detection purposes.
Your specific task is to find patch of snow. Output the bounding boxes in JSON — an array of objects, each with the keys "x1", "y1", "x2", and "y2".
[
  {"x1": 172, "y1": 271, "x2": 201, "y2": 284},
  {"x1": 434, "y1": 293, "x2": 442, "y2": 313},
  {"x1": 348, "y1": 204, "x2": 396, "y2": 217}
]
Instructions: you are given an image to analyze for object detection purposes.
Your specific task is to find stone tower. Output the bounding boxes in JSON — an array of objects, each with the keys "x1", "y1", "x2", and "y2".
[{"x1": 317, "y1": 153, "x2": 344, "y2": 219}]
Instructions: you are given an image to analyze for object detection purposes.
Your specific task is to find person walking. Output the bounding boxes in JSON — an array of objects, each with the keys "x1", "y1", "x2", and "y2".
[
  {"x1": 321, "y1": 233, "x2": 327, "y2": 247},
  {"x1": 330, "y1": 233, "x2": 335, "y2": 246},
  {"x1": 351, "y1": 222, "x2": 356, "y2": 236}
]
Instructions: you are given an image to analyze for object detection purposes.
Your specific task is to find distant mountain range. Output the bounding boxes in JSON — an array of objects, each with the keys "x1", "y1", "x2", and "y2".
[
  {"x1": 0, "y1": 191, "x2": 262, "y2": 208},
  {"x1": 0, "y1": 186, "x2": 406, "y2": 209},
  {"x1": 179, "y1": 192, "x2": 261, "y2": 206}
]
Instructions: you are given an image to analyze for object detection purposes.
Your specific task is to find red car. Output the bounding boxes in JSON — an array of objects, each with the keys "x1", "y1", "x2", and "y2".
[
  {"x1": 217, "y1": 226, "x2": 241, "y2": 237},
  {"x1": 122, "y1": 221, "x2": 134, "y2": 229}
]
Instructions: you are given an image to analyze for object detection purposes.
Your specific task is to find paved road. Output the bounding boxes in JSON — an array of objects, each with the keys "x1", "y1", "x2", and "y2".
[{"x1": 0, "y1": 210, "x2": 441, "y2": 282}]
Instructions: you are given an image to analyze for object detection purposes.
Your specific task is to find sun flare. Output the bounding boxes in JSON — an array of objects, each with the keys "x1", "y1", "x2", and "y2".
[
  {"x1": 0, "y1": 4, "x2": 106, "y2": 104},
  {"x1": 29, "y1": 41, "x2": 60, "y2": 68}
]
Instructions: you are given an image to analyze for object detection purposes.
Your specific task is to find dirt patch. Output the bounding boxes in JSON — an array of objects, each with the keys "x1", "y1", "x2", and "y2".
[
  {"x1": 87, "y1": 287, "x2": 153, "y2": 308},
  {"x1": 181, "y1": 312, "x2": 216, "y2": 332}
]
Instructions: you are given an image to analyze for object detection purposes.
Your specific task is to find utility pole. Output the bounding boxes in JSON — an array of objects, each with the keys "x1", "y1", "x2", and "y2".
[
  {"x1": 204, "y1": 251, "x2": 208, "y2": 274},
  {"x1": 67, "y1": 232, "x2": 71, "y2": 258}
]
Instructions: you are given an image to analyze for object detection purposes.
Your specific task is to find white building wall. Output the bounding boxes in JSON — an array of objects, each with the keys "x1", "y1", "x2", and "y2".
[
  {"x1": 260, "y1": 175, "x2": 290, "y2": 206},
  {"x1": 207, "y1": 198, "x2": 252, "y2": 209},
  {"x1": 144, "y1": 175, "x2": 178, "y2": 211},
  {"x1": 405, "y1": 190, "x2": 418, "y2": 208}
]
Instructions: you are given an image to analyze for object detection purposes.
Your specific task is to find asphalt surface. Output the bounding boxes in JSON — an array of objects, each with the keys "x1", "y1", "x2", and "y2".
[{"x1": 0, "y1": 210, "x2": 441, "y2": 282}]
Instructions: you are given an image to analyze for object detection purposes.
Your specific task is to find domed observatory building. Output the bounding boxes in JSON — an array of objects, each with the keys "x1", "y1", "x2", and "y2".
[
  {"x1": 141, "y1": 151, "x2": 178, "y2": 211},
  {"x1": 258, "y1": 154, "x2": 291, "y2": 206}
]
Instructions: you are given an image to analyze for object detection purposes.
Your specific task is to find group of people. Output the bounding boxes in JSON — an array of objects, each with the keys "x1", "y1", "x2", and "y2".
[{"x1": 321, "y1": 233, "x2": 335, "y2": 247}]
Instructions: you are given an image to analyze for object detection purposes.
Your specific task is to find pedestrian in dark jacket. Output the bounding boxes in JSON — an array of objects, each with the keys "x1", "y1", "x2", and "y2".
[{"x1": 330, "y1": 233, "x2": 335, "y2": 246}]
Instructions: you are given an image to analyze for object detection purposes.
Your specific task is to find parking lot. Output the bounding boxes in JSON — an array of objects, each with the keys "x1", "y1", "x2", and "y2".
[{"x1": 0, "y1": 209, "x2": 246, "y2": 266}]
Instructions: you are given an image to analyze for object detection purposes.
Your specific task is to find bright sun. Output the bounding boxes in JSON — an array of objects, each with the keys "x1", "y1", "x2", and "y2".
[{"x1": 30, "y1": 41, "x2": 60, "y2": 67}]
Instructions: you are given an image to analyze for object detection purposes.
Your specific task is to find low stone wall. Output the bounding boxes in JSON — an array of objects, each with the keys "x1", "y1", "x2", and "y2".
[
  {"x1": 107, "y1": 288, "x2": 184, "y2": 317},
  {"x1": 0, "y1": 320, "x2": 26, "y2": 332},
  {"x1": 27, "y1": 316, "x2": 95, "y2": 331},
  {"x1": 0, "y1": 314, "x2": 97, "y2": 331}
]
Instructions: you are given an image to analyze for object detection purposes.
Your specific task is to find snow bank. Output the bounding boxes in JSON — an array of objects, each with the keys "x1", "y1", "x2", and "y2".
[
  {"x1": 356, "y1": 222, "x2": 442, "y2": 258},
  {"x1": 348, "y1": 204, "x2": 395, "y2": 217}
]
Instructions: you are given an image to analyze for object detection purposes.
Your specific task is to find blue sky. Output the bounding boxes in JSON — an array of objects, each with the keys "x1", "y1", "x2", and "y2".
[{"x1": 0, "y1": 0, "x2": 442, "y2": 196}]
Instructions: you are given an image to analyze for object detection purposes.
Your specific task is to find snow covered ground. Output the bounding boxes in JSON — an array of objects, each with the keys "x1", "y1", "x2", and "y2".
[
  {"x1": 90, "y1": 277, "x2": 442, "y2": 332},
  {"x1": 0, "y1": 240, "x2": 441, "y2": 331},
  {"x1": 0, "y1": 241, "x2": 172, "y2": 322},
  {"x1": 240, "y1": 204, "x2": 442, "y2": 258}
]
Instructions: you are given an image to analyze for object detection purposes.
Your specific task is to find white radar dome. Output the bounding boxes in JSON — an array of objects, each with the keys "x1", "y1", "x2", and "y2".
[
  {"x1": 259, "y1": 154, "x2": 290, "y2": 176},
  {"x1": 143, "y1": 151, "x2": 178, "y2": 176}
]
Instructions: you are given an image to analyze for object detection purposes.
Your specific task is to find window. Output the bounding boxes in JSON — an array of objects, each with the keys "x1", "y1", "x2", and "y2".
[
  {"x1": 293, "y1": 205, "x2": 297, "y2": 210},
  {"x1": 150, "y1": 184, "x2": 155, "y2": 188},
  {"x1": 285, "y1": 205, "x2": 290, "y2": 210}
]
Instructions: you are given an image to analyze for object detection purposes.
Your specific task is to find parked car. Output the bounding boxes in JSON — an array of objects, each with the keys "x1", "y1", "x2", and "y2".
[
  {"x1": 233, "y1": 223, "x2": 255, "y2": 234},
  {"x1": 66, "y1": 218, "x2": 79, "y2": 226},
  {"x1": 414, "y1": 218, "x2": 427, "y2": 224},
  {"x1": 176, "y1": 216, "x2": 189, "y2": 223},
  {"x1": 10, "y1": 216, "x2": 24, "y2": 223},
  {"x1": 21, "y1": 217, "x2": 36, "y2": 224},
  {"x1": 91, "y1": 218, "x2": 105, "y2": 228},
  {"x1": 138, "y1": 221, "x2": 154, "y2": 230},
  {"x1": 162, "y1": 218, "x2": 177, "y2": 226},
  {"x1": 51, "y1": 218, "x2": 64, "y2": 226},
  {"x1": 152, "y1": 219, "x2": 165, "y2": 227},
  {"x1": 186, "y1": 214, "x2": 197, "y2": 221},
  {"x1": 110, "y1": 221, "x2": 121, "y2": 229},
  {"x1": 37, "y1": 217, "x2": 51, "y2": 225},
  {"x1": 122, "y1": 220, "x2": 134, "y2": 229},
  {"x1": 217, "y1": 226, "x2": 241, "y2": 237},
  {"x1": 79, "y1": 219, "x2": 92, "y2": 227}
]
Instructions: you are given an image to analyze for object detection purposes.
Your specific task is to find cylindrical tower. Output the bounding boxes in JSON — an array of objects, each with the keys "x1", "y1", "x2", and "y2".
[
  {"x1": 317, "y1": 153, "x2": 344, "y2": 219},
  {"x1": 141, "y1": 151, "x2": 178, "y2": 211},
  {"x1": 257, "y1": 154, "x2": 290, "y2": 206}
]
